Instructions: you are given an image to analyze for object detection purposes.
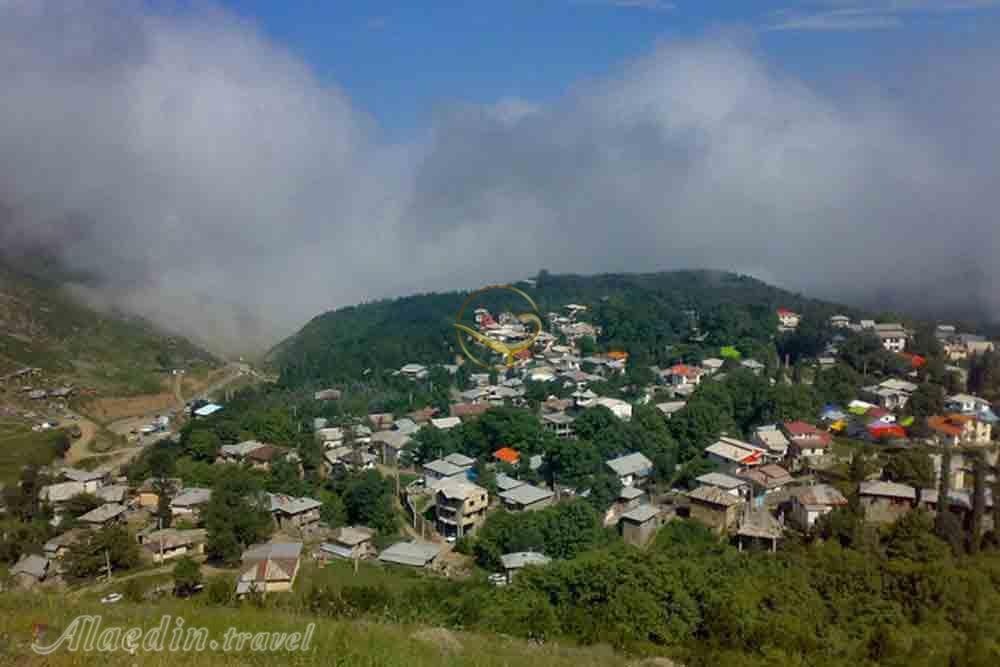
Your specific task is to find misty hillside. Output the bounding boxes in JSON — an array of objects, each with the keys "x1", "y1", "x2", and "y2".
[
  {"x1": 269, "y1": 269, "x2": 867, "y2": 388},
  {"x1": 0, "y1": 260, "x2": 218, "y2": 395}
]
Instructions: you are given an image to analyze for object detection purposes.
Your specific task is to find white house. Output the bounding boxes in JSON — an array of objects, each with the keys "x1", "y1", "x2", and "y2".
[{"x1": 788, "y1": 485, "x2": 848, "y2": 530}]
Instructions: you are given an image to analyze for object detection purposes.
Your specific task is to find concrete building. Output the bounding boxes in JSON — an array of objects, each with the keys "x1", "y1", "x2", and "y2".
[
  {"x1": 498, "y1": 484, "x2": 555, "y2": 512},
  {"x1": 434, "y1": 480, "x2": 489, "y2": 538},
  {"x1": 236, "y1": 542, "x2": 303, "y2": 596}
]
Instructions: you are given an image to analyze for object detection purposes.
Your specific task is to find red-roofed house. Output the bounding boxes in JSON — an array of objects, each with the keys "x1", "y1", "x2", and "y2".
[
  {"x1": 900, "y1": 352, "x2": 927, "y2": 369},
  {"x1": 782, "y1": 421, "x2": 832, "y2": 459},
  {"x1": 867, "y1": 423, "x2": 907, "y2": 442},
  {"x1": 493, "y1": 447, "x2": 520, "y2": 465},
  {"x1": 666, "y1": 365, "x2": 704, "y2": 387},
  {"x1": 927, "y1": 414, "x2": 991, "y2": 447},
  {"x1": 777, "y1": 308, "x2": 801, "y2": 330}
]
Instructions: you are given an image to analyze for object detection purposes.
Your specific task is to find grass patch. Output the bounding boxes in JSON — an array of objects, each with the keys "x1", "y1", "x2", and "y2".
[
  {"x1": 0, "y1": 593, "x2": 634, "y2": 666},
  {"x1": 0, "y1": 427, "x2": 66, "y2": 484}
]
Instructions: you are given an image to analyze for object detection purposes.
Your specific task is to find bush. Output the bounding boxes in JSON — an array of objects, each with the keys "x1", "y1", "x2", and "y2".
[{"x1": 206, "y1": 573, "x2": 234, "y2": 605}]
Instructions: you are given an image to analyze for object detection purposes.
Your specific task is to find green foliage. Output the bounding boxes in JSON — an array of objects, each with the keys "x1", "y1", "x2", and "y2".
[
  {"x1": 62, "y1": 526, "x2": 140, "y2": 580},
  {"x1": 338, "y1": 470, "x2": 397, "y2": 535},
  {"x1": 204, "y1": 469, "x2": 273, "y2": 565},
  {"x1": 207, "y1": 573, "x2": 235, "y2": 605},
  {"x1": 906, "y1": 383, "x2": 945, "y2": 418},
  {"x1": 473, "y1": 500, "x2": 607, "y2": 570},
  {"x1": 882, "y1": 510, "x2": 951, "y2": 563},
  {"x1": 882, "y1": 450, "x2": 935, "y2": 489},
  {"x1": 172, "y1": 556, "x2": 203, "y2": 597},
  {"x1": 61, "y1": 492, "x2": 104, "y2": 520}
]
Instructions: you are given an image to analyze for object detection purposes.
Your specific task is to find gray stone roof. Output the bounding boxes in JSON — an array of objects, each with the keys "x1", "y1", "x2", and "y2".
[
  {"x1": 619, "y1": 504, "x2": 661, "y2": 523},
  {"x1": 859, "y1": 481, "x2": 918, "y2": 500},
  {"x1": 378, "y1": 541, "x2": 441, "y2": 567},
  {"x1": 687, "y1": 485, "x2": 744, "y2": 508},
  {"x1": 499, "y1": 484, "x2": 554, "y2": 506},
  {"x1": 78, "y1": 503, "x2": 126, "y2": 524},
  {"x1": 12, "y1": 554, "x2": 49, "y2": 579},
  {"x1": 606, "y1": 452, "x2": 653, "y2": 477}
]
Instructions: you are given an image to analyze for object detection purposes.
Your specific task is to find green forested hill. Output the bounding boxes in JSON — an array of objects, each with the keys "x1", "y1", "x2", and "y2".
[{"x1": 270, "y1": 269, "x2": 864, "y2": 388}]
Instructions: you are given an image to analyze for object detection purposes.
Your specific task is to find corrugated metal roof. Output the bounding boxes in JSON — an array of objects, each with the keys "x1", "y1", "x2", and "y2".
[{"x1": 378, "y1": 541, "x2": 441, "y2": 567}]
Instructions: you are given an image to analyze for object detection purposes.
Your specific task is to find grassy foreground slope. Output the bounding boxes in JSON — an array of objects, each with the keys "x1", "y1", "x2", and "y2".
[
  {"x1": 0, "y1": 594, "x2": 638, "y2": 667},
  {"x1": 0, "y1": 262, "x2": 217, "y2": 396}
]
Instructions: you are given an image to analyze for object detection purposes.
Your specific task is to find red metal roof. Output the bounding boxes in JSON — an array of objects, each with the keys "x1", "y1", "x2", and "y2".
[{"x1": 493, "y1": 447, "x2": 521, "y2": 464}]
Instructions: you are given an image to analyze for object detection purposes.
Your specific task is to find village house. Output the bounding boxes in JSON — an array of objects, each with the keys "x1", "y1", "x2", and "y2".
[
  {"x1": 740, "y1": 359, "x2": 766, "y2": 375},
  {"x1": 777, "y1": 308, "x2": 801, "y2": 331},
  {"x1": 216, "y1": 440, "x2": 268, "y2": 465},
  {"x1": 77, "y1": 503, "x2": 127, "y2": 529},
  {"x1": 830, "y1": 314, "x2": 851, "y2": 328},
  {"x1": 740, "y1": 464, "x2": 793, "y2": 507},
  {"x1": 582, "y1": 396, "x2": 632, "y2": 421},
  {"x1": 450, "y1": 402, "x2": 491, "y2": 419},
  {"x1": 541, "y1": 411, "x2": 576, "y2": 439},
  {"x1": 245, "y1": 444, "x2": 283, "y2": 472},
  {"x1": 371, "y1": 430, "x2": 412, "y2": 466},
  {"x1": 399, "y1": 364, "x2": 428, "y2": 380},
  {"x1": 656, "y1": 400, "x2": 687, "y2": 419},
  {"x1": 95, "y1": 484, "x2": 128, "y2": 505},
  {"x1": 858, "y1": 481, "x2": 917, "y2": 524},
  {"x1": 236, "y1": 542, "x2": 303, "y2": 596},
  {"x1": 313, "y1": 388, "x2": 342, "y2": 401},
  {"x1": 495, "y1": 472, "x2": 525, "y2": 494},
  {"x1": 701, "y1": 358, "x2": 725, "y2": 375},
  {"x1": 378, "y1": 540, "x2": 442, "y2": 568},
  {"x1": 618, "y1": 504, "x2": 665, "y2": 547},
  {"x1": 422, "y1": 454, "x2": 474, "y2": 485},
  {"x1": 498, "y1": 483, "x2": 555, "y2": 512},
  {"x1": 944, "y1": 394, "x2": 998, "y2": 422},
  {"x1": 694, "y1": 472, "x2": 750, "y2": 499},
  {"x1": 606, "y1": 485, "x2": 647, "y2": 523},
  {"x1": 136, "y1": 477, "x2": 182, "y2": 509},
  {"x1": 38, "y1": 481, "x2": 87, "y2": 519},
  {"x1": 319, "y1": 526, "x2": 376, "y2": 561},
  {"x1": 788, "y1": 485, "x2": 848, "y2": 531},
  {"x1": 434, "y1": 479, "x2": 489, "y2": 538},
  {"x1": 736, "y1": 507, "x2": 784, "y2": 552},
  {"x1": 59, "y1": 468, "x2": 108, "y2": 493},
  {"x1": 267, "y1": 494, "x2": 322, "y2": 532},
  {"x1": 140, "y1": 528, "x2": 208, "y2": 563},
  {"x1": 500, "y1": 551, "x2": 551, "y2": 583},
  {"x1": 704, "y1": 437, "x2": 766, "y2": 471},
  {"x1": 430, "y1": 416, "x2": 462, "y2": 430},
  {"x1": 11, "y1": 554, "x2": 49, "y2": 588},
  {"x1": 862, "y1": 379, "x2": 918, "y2": 411},
  {"x1": 664, "y1": 364, "x2": 704, "y2": 388},
  {"x1": 170, "y1": 487, "x2": 212, "y2": 522},
  {"x1": 686, "y1": 485, "x2": 744, "y2": 534},
  {"x1": 751, "y1": 426, "x2": 790, "y2": 462},
  {"x1": 873, "y1": 323, "x2": 908, "y2": 353},
  {"x1": 606, "y1": 452, "x2": 654, "y2": 487},
  {"x1": 493, "y1": 447, "x2": 520, "y2": 466},
  {"x1": 368, "y1": 412, "x2": 395, "y2": 430},
  {"x1": 781, "y1": 421, "x2": 832, "y2": 461},
  {"x1": 927, "y1": 414, "x2": 993, "y2": 447},
  {"x1": 43, "y1": 528, "x2": 87, "y2": 564}
]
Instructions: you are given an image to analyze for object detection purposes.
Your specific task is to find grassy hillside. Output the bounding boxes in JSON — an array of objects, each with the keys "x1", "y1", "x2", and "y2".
[
  {"x1": 269, "y1": 269, "x2": 862, "y2": 388},
  {"x1": 0, "y1": 418, "x2": 68, "y2": 484},
  {"x1": 0, "y1": 262, "x2": 218, "y2": 396},
  {"x1": 0, "y1": 594, "x2": 639, "y2": 667}
]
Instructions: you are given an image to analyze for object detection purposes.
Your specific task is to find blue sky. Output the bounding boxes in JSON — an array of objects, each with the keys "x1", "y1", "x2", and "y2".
[{"x1": 213, "y1": 1, "x2": 1000, "y2": 135}]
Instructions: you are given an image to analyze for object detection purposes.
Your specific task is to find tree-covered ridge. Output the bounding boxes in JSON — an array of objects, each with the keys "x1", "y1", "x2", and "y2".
[{"x1": 270, "y1": 269, "x2": 864, "y2": 388}]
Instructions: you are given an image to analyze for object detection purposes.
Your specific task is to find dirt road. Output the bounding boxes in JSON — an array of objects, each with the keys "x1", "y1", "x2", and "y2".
[{"x1": 63, "y1": 417, "x2": 99, "y2": 464}]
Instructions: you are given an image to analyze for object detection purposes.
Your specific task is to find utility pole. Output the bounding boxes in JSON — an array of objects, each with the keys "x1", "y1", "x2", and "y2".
[
  {"x1": 158, "y1": 517, "x2": 164, "y2": 564},
  {"x1": 104, "y1": 548, "x2": 112, "y2": 582}
]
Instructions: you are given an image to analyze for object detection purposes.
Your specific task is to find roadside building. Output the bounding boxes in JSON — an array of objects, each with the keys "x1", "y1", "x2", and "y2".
[
  {"x1": 434, "y1": 480, "x2": 489, "y2": 538},
  {"x1": 319, "y1": 526, "x2": 377, "y2": 561},
  {"x1": 605, "y1": 452, "x2": 654, "y2": 487}
]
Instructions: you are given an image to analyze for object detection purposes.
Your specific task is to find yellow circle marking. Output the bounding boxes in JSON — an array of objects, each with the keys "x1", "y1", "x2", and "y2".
[{"x1": 454, "y1": 285, "x2": 543, "y2": 368}]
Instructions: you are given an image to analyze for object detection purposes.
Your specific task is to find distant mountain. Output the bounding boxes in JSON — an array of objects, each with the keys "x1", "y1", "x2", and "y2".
[
  {"x1": 269, "y1": 269, "x2": 866, "y2": 388},
  {"x1": 0, "y1": 259, "x2": 218, "y2": 396}
]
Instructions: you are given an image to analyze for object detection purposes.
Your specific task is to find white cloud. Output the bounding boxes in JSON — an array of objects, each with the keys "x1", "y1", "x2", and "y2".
[
  {"x1": 575, "y1": 0, "x2": 676, "y2": 12},
  {"x1": 766, "y1": 9, "x2": 902, "y2": 31},
  {"x1": 2, "y1": 2, "x2": 1000, "y2": 352}
]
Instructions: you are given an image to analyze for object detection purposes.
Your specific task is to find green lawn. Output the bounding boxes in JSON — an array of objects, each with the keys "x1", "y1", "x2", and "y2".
[
  {"x1": 0, "y1": 424, "x2": 66, "y2": 483},
  {"x1": 295, "y1": 559, "x2": 428, "y2": 599}
]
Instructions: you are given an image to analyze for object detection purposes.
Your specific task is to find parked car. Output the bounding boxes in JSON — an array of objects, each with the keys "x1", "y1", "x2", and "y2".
[{"x1": 100, "y1": 593, "x2": 123, "y2": 604}]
